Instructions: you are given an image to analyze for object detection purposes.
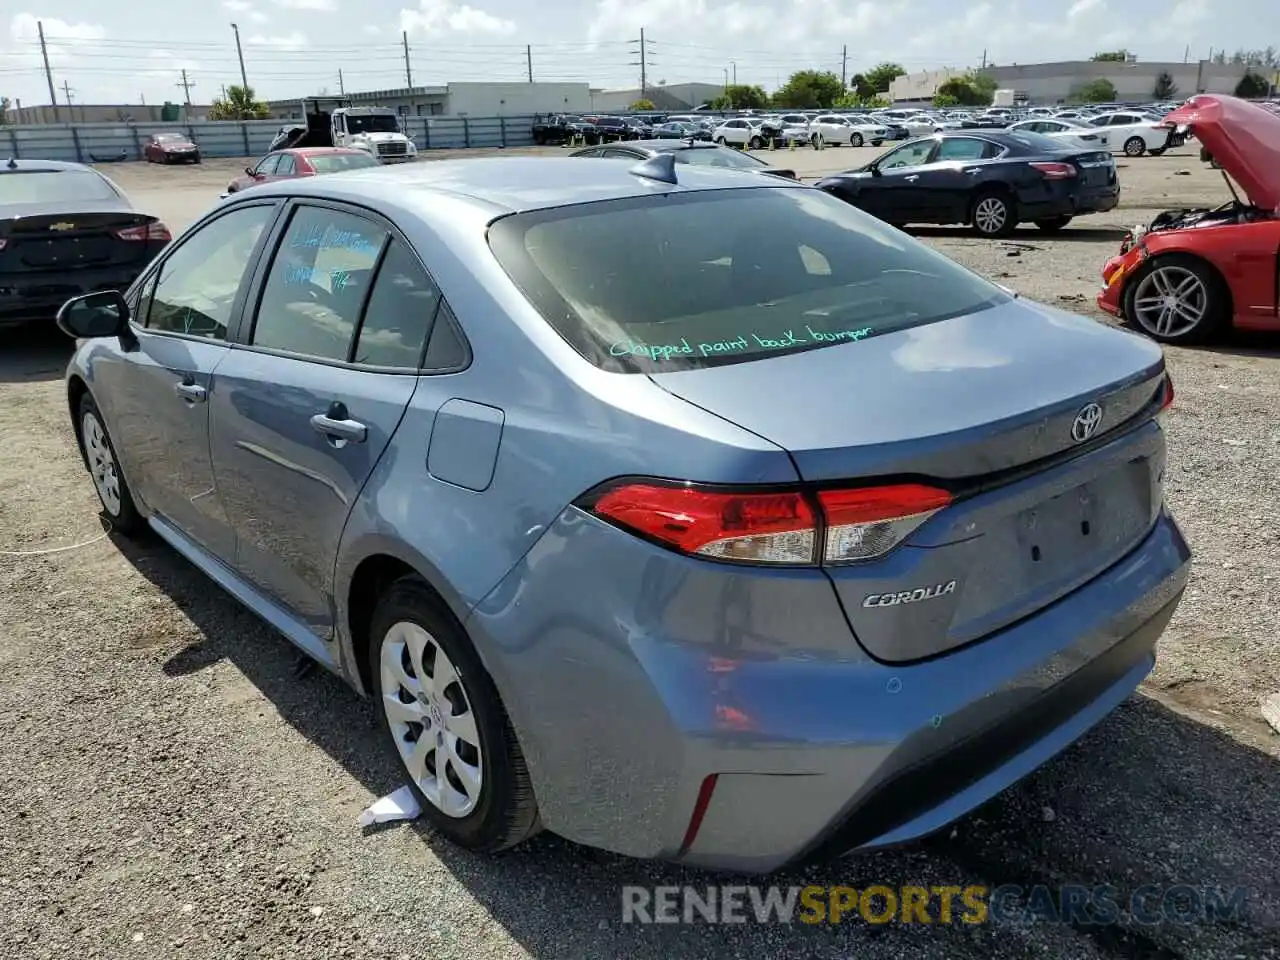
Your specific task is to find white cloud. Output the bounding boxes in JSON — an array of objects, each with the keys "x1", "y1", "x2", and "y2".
[
  {"x1": 400, "y1": 0, "x2": 516, "y2": 36},
  {"x1": 247, "y1": 31, "x2": 307, "y2": 49},
  {"x1": 223, "y1": 0, "x2": 253, "y2": 11},
  {"x1": 6, "y1": 13, "x2": 106, "y2": 80},
  {"x1": 363, "y1": 24, "x2": 381, "y2": 34},
  {"x1": 250, "y1": 10, "x2": 269, "y2": 22},
  {"x1": 142, "y1": 49, "x2": 202, "y2": 85},
  {"x1": 273, "y1": 0, "x2": 338, "y2": 10},
  {"x1": 1067, "y1": 0, "x2": 1104, "y2": 19}
]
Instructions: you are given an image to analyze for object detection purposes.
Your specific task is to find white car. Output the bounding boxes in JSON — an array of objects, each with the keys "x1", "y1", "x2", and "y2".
[
  {"x1": 900, "y1": 114, "x2": 943, "y2": 136},
  {"x1": 808, "y1": 114, "x2": 887, "y2": 147},
  {"x1": 1086, "y1": 111, "x2": 1172, "y2": 156},
  {"x1": 712, "y1": 117, "x2": 765, "y2": 148},
  {"x1": 1008, "y1": 118, "x2": 1110, "y2": 150}
]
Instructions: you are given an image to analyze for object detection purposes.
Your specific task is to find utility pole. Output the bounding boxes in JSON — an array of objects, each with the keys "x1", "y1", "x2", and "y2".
[
  {"x1": 37, "y1": 20, "x2": 60, "y2": 123},
  {"x1": 732, "y1": 60, "x2": 736, "y2": 85},
  {"x1": 338, "y1": 69, "x2": 345, "y2": 95},
  {"x1": 231, "y1": 23, "x2": 249, "y2": 92},
  {"x1": 62, "y1": 80, "x2": 75, "y2": 110},
  {"x1": 1183, "y1": 44, "x2": 1190, "y2": 64},
  {"x1": 841, "y1": 45, "x2": 847, "y2": 88},
  {"x1": 628, "y1": 29, "x2": 654, "y2": 97},
  {"x1": 526, "y1": 44, "x2": 533, "y2": 83},
  {"x1": 177, "y1": 69, "x2": 195, "y2": 105},
  {"x1": 402, "y1": 30, "x2": 413, "y2": 88}
]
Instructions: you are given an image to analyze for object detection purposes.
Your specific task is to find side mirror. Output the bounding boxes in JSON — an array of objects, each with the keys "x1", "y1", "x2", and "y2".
[
  {"x1": 246, "y1": 166, "x2": 257, "y2": 177},
  {"x1": 57, "y1": 290, "x2": 130, "y2": 340},
  {"x1": 869, "y1": 162, "x2": 882, "y2": 177}
]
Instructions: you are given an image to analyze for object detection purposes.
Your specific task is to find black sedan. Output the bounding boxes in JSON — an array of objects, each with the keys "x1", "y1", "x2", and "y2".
[
  {"x1": 1, "y1": 159, "x2": 171, "y2": 329},
  {"x1": 569, "y1": 139, "x2": 797, "y2": 180},
  {"x1": 815, "y1": 130, "x2": 1119, "y2": 238}
]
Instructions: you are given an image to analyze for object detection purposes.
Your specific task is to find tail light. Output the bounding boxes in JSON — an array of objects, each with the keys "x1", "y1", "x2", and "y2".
[
  {"x1": 0, "y1": 239, "x2": 6, "y2": 251},
  {"x1": 114, "y1": 221, "x2": 172, "y2": 242},
  {"x1": 1029, "y1": 161, "x2": 1077, "y2": 180},
  {"x1": 580, "y1": 480, "x2": 953, "y2": 566}
]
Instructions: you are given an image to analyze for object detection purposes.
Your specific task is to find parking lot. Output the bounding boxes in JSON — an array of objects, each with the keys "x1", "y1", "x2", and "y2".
[{"x1": 1, "y1": 144, "x2": 1278, "y2": 959}]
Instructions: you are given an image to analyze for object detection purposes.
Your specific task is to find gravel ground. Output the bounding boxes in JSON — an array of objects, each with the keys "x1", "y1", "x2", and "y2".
[{"x1": 1, "y1": 145, "x2": 1278, "y2": 960}]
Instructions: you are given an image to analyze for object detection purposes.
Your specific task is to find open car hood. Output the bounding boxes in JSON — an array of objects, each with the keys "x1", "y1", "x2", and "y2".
[{"x1": 1162, "y1": 94, "x2": 1280, "y2": 210}]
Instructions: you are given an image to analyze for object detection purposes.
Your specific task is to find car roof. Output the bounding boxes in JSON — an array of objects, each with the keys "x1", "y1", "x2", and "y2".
[
  {"x1": 2, "y1": 158, "x2": 97, "y2": 173},
  {"x1": 257, "y1": 155, "x2": 800, "y2": 217},
  {"x1": 624, "y1": 139, "x2": 722, "y2": 153},
  {"x1": 288, "y1": 147, "x2": 368, "y2": 156}
]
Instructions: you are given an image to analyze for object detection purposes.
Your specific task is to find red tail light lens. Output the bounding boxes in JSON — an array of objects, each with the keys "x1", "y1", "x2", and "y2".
[
  {"x1": 1161, "y1": 374, "x2": 1174, "y2": 410},
  {"x1": 583, "y1": 480, "x2": 953, "y2": 566},
  {"x1": 114, "y1": 222, "x2": 172, "y2": 242},
  {"x1": 1029, "y1": 161, "x2": 1077, "y2": 180}
]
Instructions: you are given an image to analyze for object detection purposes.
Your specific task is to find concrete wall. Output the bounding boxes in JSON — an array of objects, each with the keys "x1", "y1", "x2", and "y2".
[
  {"x1": 9, "y1": 102, "x2": 216, "y2": 124},
  {"x1": 891, "y1": 60, "x2": 1256, "y2": 104},
  {"x1": 445, "y1": 81, "x2": 592, "y2": 117},
  {"x1": 2, "y1": 114, "x2": 543, "y2": 163}
]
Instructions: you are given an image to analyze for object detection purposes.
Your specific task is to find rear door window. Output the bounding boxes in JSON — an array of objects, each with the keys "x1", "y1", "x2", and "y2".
[
  {"x1": 275, "y1": 154, "x2": 297, "y2": 176},
  {"x1": 487, "y1": 186, "x2": 1010, "y2": 373},
  {"x1": 352, "y1": 239, "x2": 442, "y2": 368}
]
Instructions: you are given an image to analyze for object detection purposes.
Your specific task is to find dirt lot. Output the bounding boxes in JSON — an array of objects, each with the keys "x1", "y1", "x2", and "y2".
[{"x1": 1, "y1": 146, "x2": 1278, "y2": 960}]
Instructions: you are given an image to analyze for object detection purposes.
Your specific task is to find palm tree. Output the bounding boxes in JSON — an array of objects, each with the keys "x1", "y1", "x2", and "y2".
[{"x1": 209, "y1": 85, "x2": 269, "y2": 121}]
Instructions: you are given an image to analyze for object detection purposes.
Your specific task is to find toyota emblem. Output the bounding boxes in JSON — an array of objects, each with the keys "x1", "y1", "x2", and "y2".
[{"x1": 1071, "y1": 402, "x2": 1104, "y2": 443}]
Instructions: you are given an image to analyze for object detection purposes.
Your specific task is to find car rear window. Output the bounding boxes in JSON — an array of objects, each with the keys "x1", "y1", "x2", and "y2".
[
  {"x1": 1004, "y1": 130, "x2": 1076, "y2": 152},
  {"x1": 0, "y1": 170, "x2": 120, "y2": 204},
  {"x1": 308, "y1": 153, "x2": 381, "y2": 173},
  {"x1": 675, "y1": 148, "x2": 766, "y2": 170},
  {"x1": 487, "y1": 186, "x2": 1010, "y2": 373}
]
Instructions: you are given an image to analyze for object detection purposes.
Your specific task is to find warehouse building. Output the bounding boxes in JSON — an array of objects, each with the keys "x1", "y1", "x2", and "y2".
[
  {"x1": 587, "y1": 82, "x2": 724, "y2": 111},
  {"x1": 7, "y1": 101, "x2": 215, "y2": 124},
  {"x1": 890, "y1": 59, "x2": 1256, "y2": 104},
  {"x1": 266, "y1": 81, "x2": 597, "y2": 119}
]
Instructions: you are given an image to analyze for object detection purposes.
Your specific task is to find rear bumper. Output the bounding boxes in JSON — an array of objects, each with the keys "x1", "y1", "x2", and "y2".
[
  {"x1": 468, "y1": 505, "x2": 1190, "y2": 874},
  {"x1": 1019, "y1": 184, "x2": 1120, "y2": 220},
  {"x1": 0, "y1": 267, "x2": 146, "y2": 326}
]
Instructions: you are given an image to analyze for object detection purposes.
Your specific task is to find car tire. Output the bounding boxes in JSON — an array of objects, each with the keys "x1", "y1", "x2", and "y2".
[
  {"x1": 748, "y1": 135, "x2": 763, "y2": 150},
  {"x1": 1123, "y1": 136, "x2": 1146, "y2": 157},
  {"x1": 1148, "y1": 147, "x2": 1166, "y2": 157},
  {"x1": 193, "y1": 154, "x2": 202, "y2": 164},
  {"x1": 716, "y1": 136, "x2": 727, "y2": 145},
  {"x1": 970, "y1": 189, "x2": 1017, "y2": 238},
  {"x1": 77, "y1": 394, "x2": 145, "y2": 538},
  {"x1": 1034, "y1": 215, "x2": 1072, "y2": 232},
  {"x1": 871, "y1": 139, "x2": 883, "y2": 146},
  {"x1": 1122, "y1": 253, "x2": 1230, "y2": 345},
  {"x1": 850, "y1": 132, "x2": 863, "y2": 147},
  {"x1": 369, "y1": 575, "x2": 540, "y2": 853}
]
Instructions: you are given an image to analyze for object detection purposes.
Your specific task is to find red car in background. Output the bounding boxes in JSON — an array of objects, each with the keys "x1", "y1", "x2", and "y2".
[
  {"x1": 1098, "y1": 94, "x2": 1280, "y2": 344},
  {"x1": 144, "y1": 133, "x2": 201, "y2": 164},
  {"x1": 221, "y1": 147, "x2": 380, "y2": 198}
]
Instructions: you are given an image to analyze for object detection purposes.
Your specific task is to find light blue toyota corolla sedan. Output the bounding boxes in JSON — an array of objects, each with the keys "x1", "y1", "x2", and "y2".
[{"x1": 57, "y1": 154, "x2": 1190, "y2": 874}]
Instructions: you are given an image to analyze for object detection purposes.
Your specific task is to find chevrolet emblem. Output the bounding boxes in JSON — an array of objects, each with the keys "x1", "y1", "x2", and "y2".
[{"x1": 49, "y1": 222, "x2": 75, "y2": 231}]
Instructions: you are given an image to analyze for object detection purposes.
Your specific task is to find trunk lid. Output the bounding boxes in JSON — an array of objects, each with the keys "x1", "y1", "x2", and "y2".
[
  {"x1": 0, "y1": 203, "x2": 161, "y2": 274},
  {"x1": 1162, "y1": 94, "x2": 1280, "y2": 210},
  {"x1": 651, "y1": 298, "x2": 1169, "y2": 661}
]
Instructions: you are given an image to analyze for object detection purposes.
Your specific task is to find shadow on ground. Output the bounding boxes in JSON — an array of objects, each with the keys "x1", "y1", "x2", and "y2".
[
  {"x1": 101, "y1": 529, "x2": 1280, "y2": 959},
  {"x1": 0, "y1": 323, "x2": 72, "y2": 385}
]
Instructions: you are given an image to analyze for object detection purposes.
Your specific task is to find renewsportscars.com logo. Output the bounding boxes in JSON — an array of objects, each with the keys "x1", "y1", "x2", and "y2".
[{"x1": 621, "y1": 884, "x2": 1248, "y2": 926}]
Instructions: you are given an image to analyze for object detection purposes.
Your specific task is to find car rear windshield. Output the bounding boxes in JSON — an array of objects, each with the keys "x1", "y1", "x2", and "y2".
[
  {"x1": 487, "y1": 186, "x2": 1010, "y2": 373},
  {"x1": 1004, "y1": 130, "x2": 1079, "y2": 153},
  {"x1": 0, "y1": 170, "x2": 120, "y2": 204},
  {"x1": 675, "y1": 148, "x2": 766, "y2": 170},
  {"x1": 309, "y1": 153, "x2": 381, "y2": 173}
]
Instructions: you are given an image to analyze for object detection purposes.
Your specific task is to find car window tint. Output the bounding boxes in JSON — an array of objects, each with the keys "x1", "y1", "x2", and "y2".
[
  {"x1": 422, "y1": 300, "x2": 469, "y2": 371},
  {"x1": 145, "y1": 205, "x2": 274, "y2": 340},
  {"x1": 276, "y1": 155, "x2": 296, "y2": 176},
  {"x1": 252, "y1": 206, "x2": 389, "y2": 361},
  {"x1": 488, "y1": 187, "x2": 1010, "y2": 373},
  {"x1": 353, "y1": 239, "x2": 441, "y2": 368},
  {"x1": 0, "y1": 170, "x2": 119, "y2": 204},
  {"x1": 935, "y1": 138, "x2": 989, "y2": 161},
  {"x1": 602, "y1": 147, "x2": 640, "y2": 159},
  {"x1": 879, "y1": 140, "x2": 934, "y2": 169}
]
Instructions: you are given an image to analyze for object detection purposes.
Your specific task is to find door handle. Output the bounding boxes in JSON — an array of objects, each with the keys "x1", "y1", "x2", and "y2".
[
  {"x1": 963, "y1": 167, "x2": 982, "y2": 174},
  {"x1": 903, "y1": 175, "x2": 919, "y2": 182},
  {"x1": 174, "y1": 380, "x2": 206, "y2": 403},
  {"x1": 310, "y1": 401, "x2": 367, "y2": 444}
]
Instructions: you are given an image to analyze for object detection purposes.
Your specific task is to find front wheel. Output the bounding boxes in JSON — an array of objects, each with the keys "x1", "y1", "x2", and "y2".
[
  {"x1": 716, "y1": 136, "x2": 727, "y2": 145},
  {"x1": 370, "y1": 576, "x2": 540, "y2": 853},
  {"x1": 1124, "y1": 136, "x2": 1146, "y2": 157},
  {"x1": 1034, "y1": 215, "x2": 1072, "y2": 232},
  {"x1": 1124, "y1": 254, "x2": 1229, "y2": 345},
  {"x1": 850, "y1": 132, "x2": 863, "y2": 147},
  {"x1": 748, "y1": 135, "x2": 763, "y2": 150},
  {"x1": 971, "y1": 190, "x2": 1017, "y2": 237},
  {"x1": 78, "y1": 395, "x2": 145, "y2": 537},
  {"x1": 1148, "y1": 147, "x2": 1166, "y2": 157}
]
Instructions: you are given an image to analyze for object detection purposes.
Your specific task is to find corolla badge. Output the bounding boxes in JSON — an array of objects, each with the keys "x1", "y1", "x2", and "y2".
[
  {"x1": 49, "y1": 222, "x2": 75, "y2": 231},
  {"x1": 862, "y1": 580, "x2": 957, "y2": 608},
  {"x1": 1071, "y1": 402, "x2": 1104, "y2": 443}
]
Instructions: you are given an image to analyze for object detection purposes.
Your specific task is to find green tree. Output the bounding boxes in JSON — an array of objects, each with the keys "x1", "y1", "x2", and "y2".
[
  {"x1": 1153, "y1": 71, "x2": 1177, "y2": 99},
  {"x1": 707, "y1": 84, "x2": 769, "y2": 110},
  {"x1": 934, "y1": 71, "x2": 996, "y2": 107},
  {"x1": 1235, "y1": 71, "x2": 1271, "y2": 98},
  {"x1": 1091, "y1": 50, "x2": 1128, "y2": 62},
  {"x1": 771, "y1": 70, "x2": 845, "y2": 108},
  {"x1": 1074, "y1": 78, "x2": 1118, "y2": 103},
  {"x1": 208, "y1": 84, "x2": 269, "y2": 121},
  {"x1": 932, "y1": 92, "x2": 961, "y2": 108},
  {"x1": 628, "y1": 98, "x2": 656, "y2": 111},
  {"x1": 834, "y1": 92, "x2": 889, "y2": 108},
  {"x1": 864, "y1": 62, "x2": 906, "y2": 94}
]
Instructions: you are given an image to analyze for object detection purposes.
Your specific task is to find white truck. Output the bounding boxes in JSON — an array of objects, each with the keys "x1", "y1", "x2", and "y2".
[
  {"x1": 270, "y1": 97, "x2": 418, "y2": 163},
  {"x1": 992, "y1": 88, "x2": 1017, "y2": 108}
]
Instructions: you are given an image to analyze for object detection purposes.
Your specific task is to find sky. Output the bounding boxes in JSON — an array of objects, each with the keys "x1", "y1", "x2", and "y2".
[{"x1": 0, "y1": 0, "x2": 1269, "y2": 108}]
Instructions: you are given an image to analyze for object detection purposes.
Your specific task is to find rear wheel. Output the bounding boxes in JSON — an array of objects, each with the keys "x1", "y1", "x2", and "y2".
[
  {"x1": 369, "y1": 576, "x2": 539, "y2": 853},
  {"x1": 716, "y1": 136, "x2": 727, "y2": 145},
  {"x1": 971, "y1": 190, "x2": 1017, "y2": 238},
  {"x1": 1124, "y1": 254, "x2": 1229, "y2": 345},
  {"x1": 78, "y1": 395, "x2": 144, "y2": 537},
  {"x1": 748, "y1": 135, "x2": 763, "y2": 150},
  {"x1": 1123, "y1": 136, "x2": 1146, "y2": 157},
  {"x1": 850, "y1": 132, "x2": 864, "y2": 147},
  {"x1": 1034, "y1": 215, "x2": 1072, "y2": 232}
]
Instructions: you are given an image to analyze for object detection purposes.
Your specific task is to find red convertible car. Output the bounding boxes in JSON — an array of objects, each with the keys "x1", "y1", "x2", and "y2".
[
  {"x1": 143, "y1": 133, "x2": 201, "y2": 164},
  {"x1": 1098, "y1": 94, "x2": 1280, "y2": 344},
  {"x1": 222, "y1": 147, "x2": 379, "y2": 197}
]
